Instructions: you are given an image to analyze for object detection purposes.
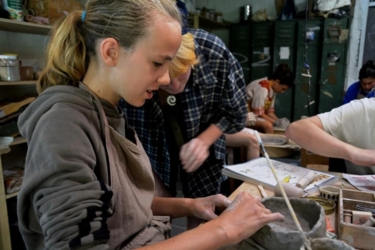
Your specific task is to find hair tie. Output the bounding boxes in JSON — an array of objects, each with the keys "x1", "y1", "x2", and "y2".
[{"x1": 81, "y1": 10, "x2": 86, "y2": 22}]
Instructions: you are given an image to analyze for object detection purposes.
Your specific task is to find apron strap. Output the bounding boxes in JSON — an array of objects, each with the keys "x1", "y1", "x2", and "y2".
[
  {"x1": 149, "y1": 216, "x2": 172, "y2": 239},
  {"x1": 79, "y1": 82, "x2": 112, "y2": 185}
]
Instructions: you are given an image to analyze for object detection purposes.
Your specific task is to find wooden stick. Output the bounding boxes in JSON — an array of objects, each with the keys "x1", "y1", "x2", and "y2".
[
  {"x1": 257, "y1": 185, "x2": 268, "y2": 198},
  {"x1": 255, "y1": 131, "x2": 311, "y2": 250}
]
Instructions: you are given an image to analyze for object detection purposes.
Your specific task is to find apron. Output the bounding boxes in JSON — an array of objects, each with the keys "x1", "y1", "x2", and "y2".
[
  {"x1": 259, "y1": 80, "x2": 273, "y2": 112},
  {"x1": 90, "y1": 91, "x2": 171, "y2": 250}
]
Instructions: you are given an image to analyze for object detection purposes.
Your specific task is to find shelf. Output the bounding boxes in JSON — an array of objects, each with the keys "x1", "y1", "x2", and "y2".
[
  {"x1": 0, "y1": 147, "x2": 10, "y2": 156},
  {"x1": 10, "y1": 136, "x2": 27, "y2": 146},
  {"x1": 189, "y1": 14, "x2": 229, "y2": 30},
  {"x1": 5, "y1": 191, "x2": 18, "y2": 199},
  {"x1": 0, "y1": 81, "x2": 37, "y2": 86},
  {"x1": 0, "y1": 18, "x2": 51, "y2": 35}
]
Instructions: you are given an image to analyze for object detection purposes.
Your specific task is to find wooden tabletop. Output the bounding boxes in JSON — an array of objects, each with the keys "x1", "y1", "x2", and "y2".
[
  {"x1": 228, "y1": 172, "x2": 357, "y2": 200},
  {"x1": 0, "y1": 147, "x2": 10, "y2": 156}
]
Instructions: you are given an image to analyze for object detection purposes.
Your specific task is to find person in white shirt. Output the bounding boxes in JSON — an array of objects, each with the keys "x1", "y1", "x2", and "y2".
[{"x1": 285, "y1": 98, "x2": 375, "y2": 175}]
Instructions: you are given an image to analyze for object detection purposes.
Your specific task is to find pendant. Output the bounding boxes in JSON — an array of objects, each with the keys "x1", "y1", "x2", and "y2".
[{"x1": 167, "y1": 95, "x2": 176, "y2": 106}]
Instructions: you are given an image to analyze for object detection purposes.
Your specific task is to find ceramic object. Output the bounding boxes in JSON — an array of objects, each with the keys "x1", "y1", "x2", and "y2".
[
  {"x1": 274, "y1": 183, "x2": 305, "y2": 198},
  {"x1": 296, "y1": 171, "x2": 316, "y2": 189},
  {"x1": 249, "y1": 197, "x2": 326, "y2": 250},
  {"x1": 319, "y1": 185, "x2": 340, "y2": 202},
  {"x1": 260, "y1": 134, "x2": 300, "y2": 158},
  {"x1": 306, "y1": 196, "x2": 336, "y2": 215}
]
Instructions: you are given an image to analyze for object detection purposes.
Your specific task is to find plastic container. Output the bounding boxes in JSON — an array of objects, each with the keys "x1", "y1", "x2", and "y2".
[
  {"x1": 0, "y1": 54, "x2": 21, "y2": 81},
  {"x1": 2, "y1": 0, "x2": 23, "y2": 21}
]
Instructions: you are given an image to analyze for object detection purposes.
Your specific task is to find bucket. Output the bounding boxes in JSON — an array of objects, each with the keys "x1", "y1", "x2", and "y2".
[{"x1": 3, "y1": 0, "x2": 23, "y2": 21}]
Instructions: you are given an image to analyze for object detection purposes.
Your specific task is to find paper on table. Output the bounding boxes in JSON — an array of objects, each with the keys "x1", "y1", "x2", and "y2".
[
  {"x1": 222, "y1": 157, "x2": 338, "y2": 194},
  {"x1": 343, "y1": 174, "x2": 375, "y2": 192}
]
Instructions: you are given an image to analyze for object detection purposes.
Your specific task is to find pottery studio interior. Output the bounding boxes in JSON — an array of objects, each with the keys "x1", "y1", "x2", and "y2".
[{"x1": 0, "y1": 0, "x2": 375, "y2": 249}]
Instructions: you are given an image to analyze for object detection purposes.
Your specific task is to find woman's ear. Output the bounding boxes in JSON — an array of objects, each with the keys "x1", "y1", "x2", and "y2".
[{"x1": 100, "y1": 38, "x2": 120, "y2": 67}]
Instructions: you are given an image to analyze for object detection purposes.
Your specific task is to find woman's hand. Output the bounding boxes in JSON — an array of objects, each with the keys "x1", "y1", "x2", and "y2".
[
  {"x1": 187, "y1": 194, "x2": 232, "y2": 221},
  {"x1": 217, "y1": 192, "x2": 284, "y2": 244},
  {"x1": 180, "y1": 138, "x2": 209, "y2": 173}
]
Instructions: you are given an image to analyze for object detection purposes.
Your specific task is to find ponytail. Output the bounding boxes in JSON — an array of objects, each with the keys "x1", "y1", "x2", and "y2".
[{"x1": 38, "y1": 11, "x2": 87, "y2": 93}]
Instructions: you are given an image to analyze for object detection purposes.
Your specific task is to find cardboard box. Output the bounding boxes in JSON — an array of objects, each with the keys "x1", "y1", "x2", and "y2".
[{"x1": 338, "y1": 189, "x2": 375, "y2": 249}]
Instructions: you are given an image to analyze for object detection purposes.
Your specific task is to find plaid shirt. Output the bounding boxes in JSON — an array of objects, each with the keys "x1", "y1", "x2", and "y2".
[{"x1": 120, "y1": 29, "x2": 247, "y2": 197}]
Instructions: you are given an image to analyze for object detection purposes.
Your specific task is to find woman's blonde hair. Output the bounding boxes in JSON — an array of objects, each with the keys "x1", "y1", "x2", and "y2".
[
  {"x1": 169, "y1": 32, "x2": 198, "y2": 79},
  {"x1": 38, "y1": 0, "x2": 181, "y2": 93}
]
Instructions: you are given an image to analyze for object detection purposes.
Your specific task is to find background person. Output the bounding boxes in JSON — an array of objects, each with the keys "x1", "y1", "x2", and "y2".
[
  {"x1": 286, "y1": 98, "x2": 375, "y2": 175},
  {"x1": 343, "y1": 60, "x2": 375, "y2": 105},
  {"x1": 246, "y1": 63, "x2": 294, "y2": 133}
]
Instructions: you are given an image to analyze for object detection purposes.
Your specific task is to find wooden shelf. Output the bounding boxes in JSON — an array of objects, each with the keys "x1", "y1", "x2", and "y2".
[
  {"x1": 0, "y1": 147, "x2": 10, "y2": 156},
  {"x1": 189, "y1": 14, "x2": 229, "y2": 30},
  {"x1": 10, "y1": 137, "x2": 27, "y2": 146},
  {"x1": 0, "y1": 81, "x2": 37, "y2": 86},
  {"x1": 0, "y1": 18, "x2": 51, "y2": 35},
  {"x1": 5, "y1": 191, "x2": 19, "y2": 200}
]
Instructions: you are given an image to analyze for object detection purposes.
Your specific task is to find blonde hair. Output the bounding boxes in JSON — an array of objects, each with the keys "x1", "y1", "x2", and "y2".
[
  {"x1": 169, "y1": 32, "x2": 198, "y2": 79},
  {"x1": 38, "y1": 0, "x2": 181, "y2": 93}
]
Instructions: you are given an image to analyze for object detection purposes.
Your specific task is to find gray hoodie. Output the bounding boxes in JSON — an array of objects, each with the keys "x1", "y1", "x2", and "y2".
[{"x1": 17, "y1": 84, "x2": 126, "y2": 249}]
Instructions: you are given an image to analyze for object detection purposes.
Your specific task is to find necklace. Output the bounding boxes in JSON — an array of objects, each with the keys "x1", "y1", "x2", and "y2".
[{"x1": 166, "y1": 95, "x2": 176, "y2": 106}]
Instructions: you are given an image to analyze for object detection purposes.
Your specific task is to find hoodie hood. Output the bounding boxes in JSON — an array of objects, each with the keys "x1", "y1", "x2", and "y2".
[
  {"x1": 18, "y1": 84, "x2": 122, "y2": 141},
  {"x1": 18, "y1": 85, "x2": 96, "y2": 141}
]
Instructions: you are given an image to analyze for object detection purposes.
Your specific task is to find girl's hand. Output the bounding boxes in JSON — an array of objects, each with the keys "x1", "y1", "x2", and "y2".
[{"x1": 188, "y1": 194, "x2": 232, "y2": 221}]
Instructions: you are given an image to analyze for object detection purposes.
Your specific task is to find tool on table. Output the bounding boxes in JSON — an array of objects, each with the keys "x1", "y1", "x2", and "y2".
[
  {"x1": 257, "y1": 185, "x2": 268, "y2": 198},
  {"x1": 255, "y1": 131, "x2": 312, "y2": 250},
  {"x1": 296, "y1": 171, "x2": 316, "y2": 189}
]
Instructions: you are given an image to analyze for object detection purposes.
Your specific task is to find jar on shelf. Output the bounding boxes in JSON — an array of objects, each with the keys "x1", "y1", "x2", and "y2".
[{"x1": 0, "y1": 54, "x2": 21, "y2": 81}]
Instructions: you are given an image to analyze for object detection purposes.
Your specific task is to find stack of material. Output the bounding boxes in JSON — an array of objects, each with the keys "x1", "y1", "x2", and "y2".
[{"x1": 0, "y1": 97, "x2": 35, "y2": 137}]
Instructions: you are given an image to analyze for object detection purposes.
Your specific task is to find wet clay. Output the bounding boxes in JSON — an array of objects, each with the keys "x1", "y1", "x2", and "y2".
[
  {"x1": 310, "y1": 238, "x2": 355, "y2": 250},
  {"x1": 250, "y1": 197, "x2": 326, "y2": 250},
  {"x1": 270, "y1": 215, "x2": 310, "y2": 231}
]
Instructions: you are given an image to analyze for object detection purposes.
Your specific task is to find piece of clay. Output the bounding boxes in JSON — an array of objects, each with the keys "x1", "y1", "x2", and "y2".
[
  {"x1": 296, "y1": 171, "x2": 316, "y2": 189},
  {"x1": 352, "y1": 210, "x2": 372, "y2": 225},
  {"x1": 363, "y1": 216, "x2": 375, "y2": 227},
  {"x1": 274, "y1": 183, "x2": 304, "y2": 198}
]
